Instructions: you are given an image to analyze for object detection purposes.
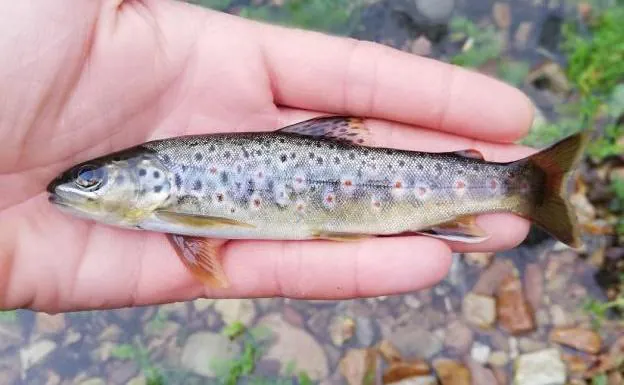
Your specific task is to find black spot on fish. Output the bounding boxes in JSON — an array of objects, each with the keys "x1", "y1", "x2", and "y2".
[
  {"x1": 309, "y1": 152, "x2": 315, "y2": 159},
  {"x1": 221, "y1": 172, "x2": 229, "y2": 184},
  {"x1": 315, "y1": 142, "x2": 322, "y2": 148},
  {"x1": 230, "y1": 207, "x2": 236, "y2": 213},
  {"x1": 349, "y1": 153, "x2": 355, "y2": 160},
  {"x1": 162, "y1": 154, "x2": 170, "y2": 163},
  {"x1": 417, "y1": 164, "x2": 424, "y2": 170},
  {"x1": 209, "y1": 145, "x2": 215, "y2": 152},
  {"x1": 153, "y1": 170, "x2": 160, "y2": 179},
  {"x1": 279, "y1": 138, "x2": 285, "y2": 143},
  {"x1": 115, "y1": 175, "x2": 125, "y2": 184},
  {"x1": 236, "y1": 165, "x2": 242, "y2": 173},
  {"x1": 280, "y1": 154, "x2": 287, "y2": 162},
  {"x1": 181, "y1": 165, "x2": 188, "y2": 172},
  {"x1": 256, "y1": 150, "x2": 262, "y2": 156},
  {"x1": 398, "y1": 160, "x2": 405, "y2": 167},
  {"x1": 290, "y1": 152, "x2": 296, "y2": 159},
  {"x1": 388, "y1": 164, "x2": 393, "y2": 170},
  {"x1": 334, "y1": 157, "x2": 340, "y2": 164},
  {"x1": 175, "y1": 174, "x2": 182, "y2": 188},
  {"x1": 329, "y1": 144, "x2": 335, "y2": 149},
  {"x1": 194, "y1": 153, "x2": 203, "y2": 161},
  {"x1": 138, "y1": 168, "x2": 147, "y2": 177},
  {"x1": 457, "y1": 169, "x2": 464, "y2": 175},
  {"x1": 153, "y1": 185, "x2": 163, "y2": 193},
  {"x1": 193, "y1": 180, "x2": 202, "y2": 191},
  {"x1": 242, "y1": 149, "x2": 250, "y2": 158},
  {"x1": 317, "y1": 157, "x2": 323, "y2": 165},
  {"x1": 435, "y1": 164, "x2": 443, "y2": 172},
  {"x1": 224, "y1": 151, "x2": 231, "y2": 159}
]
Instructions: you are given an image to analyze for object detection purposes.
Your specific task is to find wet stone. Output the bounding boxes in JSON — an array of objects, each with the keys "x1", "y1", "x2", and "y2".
[
  {"x1": 214, "y1": 299, "x2": 256, "y2": 327},
  {"x1": 524, "y1": 263, "x2": 544, "y2": 311},
  {"x1": 433, "y1": 358, "x2": 471, "y2": 385},
  {"x1": 20, "y1": 339, "x2": 56, "y2": 373},
  {"x1": 35, "y1": 313, "x2": 66, "y2": 336},
  {"x1": 549, "y1": 327, "x2": 602, "y2": 354},
  {"x1": 462, "y1": 292, "x2": 496, "y2": 329},
  {"x1": 329, "y1": 316, "x2": 355, "y2": 347},
  {"x1": 414, "y1": 0, "x2": 456, "y2": 24},
  {"x1": 180, "y1": 332, "x2": 241, "y2": 378},
  {"x1": 388, "y1": 326, "x2": 443, "y2": 360},
  {"x1": 107, "y1": 360, "x2": 139, "y2": 385},
  {"x1": 443, "y1": 320, "x2": 473, "y2": 355},
  {"x1": 473, "y1": 260, "x2": 514, "y2": 296},
  {"x1": 496, "y1": 275, "x2": 536, "y2": 335},
  {"x1": 514, "y1": 348, "x2": 566, "y2": 385},
  {"x1": 493, "y1": 2, "x2": 512, "y2": 29},
  {"x1": 465, "y1": 357, "x2": 498, "y2": 385},
  {"x1": 355, "y1": 316, "x2": 375, "y2": 346},
  {"x1": 470, "y1": 341, "x2": 491, "y2": 364}
]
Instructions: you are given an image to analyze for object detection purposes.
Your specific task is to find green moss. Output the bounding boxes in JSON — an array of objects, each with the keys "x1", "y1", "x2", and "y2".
[{"x1": 0, "y1": 310, "x2": 18, "y2": 323}]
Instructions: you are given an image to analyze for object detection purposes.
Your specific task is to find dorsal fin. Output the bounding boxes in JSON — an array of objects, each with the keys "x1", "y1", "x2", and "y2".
[{"x1": 278, "y1": 116, "x2": 372, "y2": 146}]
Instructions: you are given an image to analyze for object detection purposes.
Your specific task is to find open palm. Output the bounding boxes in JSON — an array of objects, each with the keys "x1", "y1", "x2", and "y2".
[{"x1": 0, "y1": 0, "x2": 535, "y2": 313}]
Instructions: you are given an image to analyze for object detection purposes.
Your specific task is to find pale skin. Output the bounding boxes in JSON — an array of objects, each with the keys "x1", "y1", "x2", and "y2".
[{"x1": 0, "y1": 0, "x2": 536, "y2": 313}]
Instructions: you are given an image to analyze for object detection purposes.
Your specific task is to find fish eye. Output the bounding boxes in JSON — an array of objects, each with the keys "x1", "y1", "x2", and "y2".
[{"x1": 75, "y1": 165, "x2": 105, "y2": 190}]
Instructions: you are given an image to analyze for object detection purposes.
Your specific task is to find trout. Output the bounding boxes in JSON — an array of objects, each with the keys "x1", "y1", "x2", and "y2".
[{"x1": 46, "y1": 116, "x2": 588, "y2": 287}]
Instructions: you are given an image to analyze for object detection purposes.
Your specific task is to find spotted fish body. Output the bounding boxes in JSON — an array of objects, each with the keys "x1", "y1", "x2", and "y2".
[{"x1": 47, "y1": 116, "x2": 588, "y2": 287}]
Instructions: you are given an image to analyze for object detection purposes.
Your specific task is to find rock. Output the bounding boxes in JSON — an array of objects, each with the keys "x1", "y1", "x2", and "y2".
[
  {"x1": 181, "y1": 332, "x2": 241, "y2": 377},
  {"x1": 463, "y1": 252, "x2": 494, "y2": 268},
  {"x1": 496, "y1": 276, "x2": 535, "y2": 335},
  {"x1": 549, "y1": 305, "x2": 571, "y2": 327},
  {"x1": 192, "y1": 298, "x2": 215, "y2": 312},
  {"x1": 462, "y1": 293, "x2": 496, "y2": 329},
  {"x1": 410, "y1": 36, "x2": 432, "y2": 56},
  {"x1": 260, "y1": 313, "x2": 329, "y2": 380},
  {"x1": 78, "y1": 379, "x2": 106, "y2": 385},
  {"x1": 509, "y1": 337, "x2": 519, "y2": 359},
  {"x1": 35, "y1": 313, "x2": 66, "y2": 335},
  {"x1": 20, "y1": 339, "x2": 56, "y2": 373},
  {"x1": 108, "y1": 361, "x2": 139, "y2": 384},
  {"x1": 404, "y1": 295, "x2": 422, "y2": 309},
  {"x1": 514, "y1": 21, "x2": 533, "y2": 50},
  {"x1": 414, "y1": 0, "x2": 455, "y2": 24},
  {"x1": 535, "y1": 309, "x2": 550, "y2": 327},
  {"x1": 443, "y1": 320, "x2": 473, "y2": 354},
  {"x1": 493, "y1": 367, "x2": 508, "y2": 385},
  {"x1": 493, "y1": 2, "x2": 511, "y2": 29},
  {"x1": 470, "y1": 342, "x2": 491, "y2": 364},
  {"x1": 524, "y1": 263, "x2": 543, "y2": 311},
  {"x1": 388, "y1": 327, "x2": 443, "y2": 360},
  {"x1": 518, "y1": 337, "x2": 547, "y2": 353},
  {"x1": 513, "y1": 349, "x2": 566, "y2": 385},
  {"x1": 282, "y1": 306, "x2": 304, "y2": 328},
  {"x1": 355, "y1": 317, "x2": 375, "y2": 346},
  {"x1": 561, "y1": 353, "x2": 589, "y2": 375},
  {"x1": 127, "y1": 375, "x2": 146, "y2": 385},
  {"x1": 465, "y1": 358, "x2": 498, "y2": 384},
  {"x1": 214, "y1": 299, "x2": 256, "y2": 327},
  {"x1": 488, "y1": 351, "x2": 509, "y2": 367},
  {"x1": 378, "y1": 340, "x2": 402, "y2": 363},
  {"x1": 0, "y1": 354, "x2": 20, "y2": 385},
  {"x1": 549, "y1": 327, "x2": 602, "y2": 354},
  {"x1": 433, "y1": 358, "x2": 471, "y2": 385},
  {"x1": 329, "y1": 316, "x2": 355, "y2": 347},
  {"x1": 385, "y1": 376, "x2": 438, "y2": 385},
  {"x1": 473, "y1": 260, "x2": 514, "y2": 296},
  {"x1": 98, "y1": 325, "x2": 122, "y2": 342},
  {"x1": 383, "y1": 360, "x2": 431, "y2": 384},
  {"x1": 339, "y1": 348, "x2": 376, "y2": 385}
]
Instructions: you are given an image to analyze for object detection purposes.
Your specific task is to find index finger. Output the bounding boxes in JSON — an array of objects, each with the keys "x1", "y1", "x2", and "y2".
[{"x1": 256, "y1": 21, "x2": 534, "y2": 143}]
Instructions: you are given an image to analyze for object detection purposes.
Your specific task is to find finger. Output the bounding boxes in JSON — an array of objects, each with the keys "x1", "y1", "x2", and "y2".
[
  {"x1": 257, "y1": 22, "x2": 534, "y2": 143},
  {"x1": 135, "y1": 235, "x2": 453, "y2": 302}
]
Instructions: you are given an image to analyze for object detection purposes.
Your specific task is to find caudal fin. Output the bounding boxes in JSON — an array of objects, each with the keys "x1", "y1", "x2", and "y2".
[{"x1": 524, "y1": 131, "x2": 589, "y2": 249}]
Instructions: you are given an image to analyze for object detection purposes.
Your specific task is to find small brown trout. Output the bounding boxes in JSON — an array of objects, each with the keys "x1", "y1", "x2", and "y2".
[{"x1": 47, "y1": 116, "x2": 588, "y2": 287}]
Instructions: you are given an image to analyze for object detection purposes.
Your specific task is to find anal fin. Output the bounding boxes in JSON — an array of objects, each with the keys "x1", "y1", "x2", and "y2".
[
  {"x1": 416, "y1": 215, "x2": 490, "y2": 243},
  {"x1": 167, "y1": 234, "x2": 230, "y2": 288},
  {"x1": 312, "y1": 230, "x2": 373, "y2": 242}
]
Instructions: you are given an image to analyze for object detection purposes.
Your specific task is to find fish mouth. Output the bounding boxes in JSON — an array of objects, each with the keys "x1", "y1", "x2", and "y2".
[{"x1": 48, "y1": 193, "x2": 71, "y2": 208}]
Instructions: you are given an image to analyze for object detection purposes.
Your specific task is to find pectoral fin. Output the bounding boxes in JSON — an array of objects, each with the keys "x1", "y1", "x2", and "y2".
[
  {"x1": 155, "y1": 210, "x2": 255, "y2": 229},
  {"x1": 416, "y1": 215, "x2": 490, "y2": 243},
  {"x1": 167, "y1": 234, "x2": 230, "y2": 288}
]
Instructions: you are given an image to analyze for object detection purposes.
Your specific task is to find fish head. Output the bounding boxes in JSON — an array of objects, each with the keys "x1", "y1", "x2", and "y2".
[{"x1": 46, "y1": 149, "x2": 173, "y2": 228}]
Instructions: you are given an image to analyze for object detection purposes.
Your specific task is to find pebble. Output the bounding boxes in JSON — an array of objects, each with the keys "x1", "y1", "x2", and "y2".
[
  {"x1": 433, "y1": 358, "x2": 471, "y2": 385},
  {"x1": 214, "y1": 299, "x2": 256, "y2": 327},
  {"x1": 378, "y1": 339, "x2": 402, "y2": 363},
  {"x1": 355, "y1": 316, "x2": 375, "y2": 346},
  {"x1": 414, "y1": 0, "x2": 456, "y2": 24},
  {"x1": 35, "y1": 313, "x2": 66, "y2": 336},
  {"x1": 404, "y1": 295, "x2": 422, "y2": 309},
  {"x1": 259, "y1": 313, "x2": 329, "y2": 380},
  {"x1": 339, "y1": 348, "x2": 376, "y2": 385},
  {"x1": 496, "y1": 276, "x2": 536, "y2": 335},
  {"x1": 509, "y1": 337, "x2": 520, "y2": 359},
  {"x1": 473, "y1": 260, "x2": 514, "y2": 296},
  {"x1": 180, "y1": 332, "x2": 241, "y2": 377},
  {"x1": 388, "y1": 326, "x2": 443, "y2": 360},
  {"x1": 462, "y1": 292, "x2": 496, "y2": 329},
  {"x1": 488, "y1": 351, "x2": 509, "y2": 367},
  {"x1": 463, "y1": 252, "x2": 494, "y2": 268},
  {"x1": 192, "y1": 298, "x2": 215, "y2": 312},
  {"x1": 514, "y1": 21, "x2": 534, "y2": 50},
  {"x1": 19, "y1": 339, "x2": 56, "y2": 374},
  {"x1": 383, "y1": 360, "x2": 431, "y2": 384},
  {"x1": 549, "y1": 305, "x2": 571, "y2": 327},
  {"x1": 549, "y1": 327, "x2": 602, "y2": 354},
  {"x1": 524, "y1": 263, "x2": 544, "y2": 311},
  {"x1": 513, "y1": 349, "x2": 566, "y2": 385},
  {"x1": 442, "y1": 320, "x2": 472, "y2": 355},
  {"x1": 410, "y1": 36, "x2": 432, "y2": 56},
  {"x1": 470, "y1": 342, "x2": 491, "y2": 364},
  {"x1": 465, "y1": 357, "x2": 498, "y2": 384},
  {"x1": 329, "y1": 316, "x2": 355, "y2": 347},
  {"x1": 518, "y1": 337, "x2": 547, "y2": 353},
  {"x1": 493, "y1": 2, "x2": 511, "y2": 29}
]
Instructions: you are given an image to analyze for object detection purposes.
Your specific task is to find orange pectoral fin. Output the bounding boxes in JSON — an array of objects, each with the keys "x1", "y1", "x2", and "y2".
[{"x1": 167, "y1": 234, "x2": 230, "y2": 288}]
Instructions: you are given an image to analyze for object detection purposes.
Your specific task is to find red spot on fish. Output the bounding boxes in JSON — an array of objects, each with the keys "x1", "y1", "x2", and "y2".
[
  {"x1": 210, "y1": 167, "x2": 218, "y2": 174},
  {"x1": 216, "y1": 193, "x2": 224, "y2": 202},
  {"x1": 394, "y1": 181, "x2": 403, "y2": 188},
  {"x1": 456, "y1": 180, "x2": 466, "y2": 189},
  {"x1": 253, "y1": 198, "x2": 261, "y2": 207},
  {"x1": 344, "y1": 180, "x2": 353, "y2": 187},
  {"x1": 418, "y1": 187, "x2": 427, "y2": 196},
  {"x1": 326, "y1": 195, "x2": 334, "y2": 203}
]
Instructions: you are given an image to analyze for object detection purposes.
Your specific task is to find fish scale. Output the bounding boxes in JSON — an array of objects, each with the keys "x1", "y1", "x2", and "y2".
[{"x1": 47, "y1": 115, "x2": 588, "y2": 288}]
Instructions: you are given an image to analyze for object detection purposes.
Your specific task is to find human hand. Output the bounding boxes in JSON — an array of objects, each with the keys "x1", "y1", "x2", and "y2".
[{"x1": 0, "y1": 0, "x2": 534, "y2": 313}]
